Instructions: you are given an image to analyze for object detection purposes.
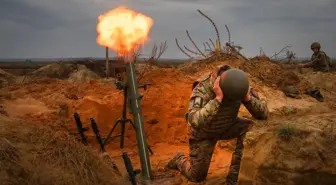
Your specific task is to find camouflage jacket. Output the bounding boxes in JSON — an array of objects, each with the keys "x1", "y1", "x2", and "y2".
[
  {"x1": 306, "y1": 51, "x2": 331, "y2": 72},
  {"x1": 187, "y1": 70, "x2": 269, "y2": 140}
]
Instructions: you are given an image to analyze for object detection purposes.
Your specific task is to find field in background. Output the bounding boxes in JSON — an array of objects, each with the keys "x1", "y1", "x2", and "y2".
[
  {"x1": 0, "y1": 58, "x2": 186, "y2": 76},
  {"x1": 1, "y1": 57, "x2": 335, "y2": 76}
]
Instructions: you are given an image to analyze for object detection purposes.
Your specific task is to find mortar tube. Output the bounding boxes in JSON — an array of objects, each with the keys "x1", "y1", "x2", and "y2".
[{"x1": 125, "y1": 61, "x2": 153, "y2": 180}]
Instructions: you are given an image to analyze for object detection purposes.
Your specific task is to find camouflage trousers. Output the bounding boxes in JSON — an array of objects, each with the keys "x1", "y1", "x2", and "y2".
[{"x1": 174, "y1": 118, "x2": 252, "y2": 184}]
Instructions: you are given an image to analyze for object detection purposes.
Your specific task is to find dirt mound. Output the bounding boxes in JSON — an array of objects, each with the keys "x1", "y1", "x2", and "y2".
[
  {"x1": 239, "y1": 58, "x2": 313, "y2": 93},
  {"x1": 0, "y1": 68, "x2": 16, "y2": 88},
  {"x1": 301, "y1": 72, "x2": 336, "y2": 92},
  {"x1": 29, "y1": 63, "x2": 77, "y2": 79},
  {"x1": 177, "y1": 61, "x2": 209, "y2": 74},
  {"x1": 300, "y1": 72, "x2": 336, "y2": 109},
  {"x1": 0, "y1": 115, "x2": 126, "y2": 185},
  {"x1": 177, "y1": 59, "x2": 244, "y2": 76},
  {"x1": 239, "y1": 112, "x2": 336, "y2": 185},
  {"x1": 135, "y1": 63, "x2": 159, "y2": 75},
  {"x1": 175, "y1": 58, "x2": 313, "y2": 98},
  {"x1": 175, "y1": 58, "x2": 308, "y2": 93},
  {"x1": 27, "y1": 63, "x2": 100, "y2": 82},
  {"x1": 68, "y1": 65, "x2": 100, "y2": 82},
  {"x1": 240, "y1": 58, "x2": 286, "y2": 87}
]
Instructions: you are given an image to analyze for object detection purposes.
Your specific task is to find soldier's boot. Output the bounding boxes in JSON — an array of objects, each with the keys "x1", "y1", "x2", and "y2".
[{"x1": 165, "y1": 152, "x2": 185, "y2": 170}]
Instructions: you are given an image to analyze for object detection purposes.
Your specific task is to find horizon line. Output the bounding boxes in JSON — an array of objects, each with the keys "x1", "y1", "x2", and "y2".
[{"x1": 1, "y1": 56, "x2": 330, "y2": 62}]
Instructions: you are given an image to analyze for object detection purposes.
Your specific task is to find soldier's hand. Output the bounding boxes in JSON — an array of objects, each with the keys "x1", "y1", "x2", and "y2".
[
  {"x1": 213, "y1": 76, "x2": 224, "y2": 102},
  {"x1": 249, "y1": 88, "x2": 260, "y2": 99},
  {"x1": 243, "y1": 88, "x2": 252, "y2": 102}
]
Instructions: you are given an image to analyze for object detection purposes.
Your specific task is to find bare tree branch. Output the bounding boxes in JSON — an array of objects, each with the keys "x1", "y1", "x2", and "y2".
[
  {"x1": 203, "y1": 43, "x2": 207, "y2": 52},
  {"x1": 259, "y1": 47, "x2": 266, "y2": 56},
  {"x1": 174, "y1": 9, "x2": 247, "y2": 62},
  {"x1": 155, "y1": 40, "x2": 168, "y2": 60},
  {"x1": 175, "y1": 38, "x2": 193, "y2": 59},
  {"x1": 197, "y1": 9, "x2": 221, "y2": 50},
  {"x1": 205, "y1": 42, "x2": 212, "y2": 51},
  {"x1": 209, "y1": 38, "x2": 216, "y2": 48},
  {"x1": 151, "y1": 43, "x2": 158, "y2": 58},
  {"x1": 186, "y1": 30, "x2": 206, "y2": 57},
  {"x1": 136, "y1": 58, "x2": 149, "y2": 82},
  {"x1": 225, "y1": 25, "x2": 231, "y2": 44},
  {"x1": 142, "y1": 41, "x2": 168, "y2": 63},
  {"x1": 184, "y1": 45, "x2": 203, "y2": 56},
  {"x1": 226, "y1": 42, "x2": 249, "y2": 61},
  {"x1": 137, "y1": 41, "x2": 167, "y2": 82},
  {"x1": 270, "y1": 45, "x2": 292, "y2": 58}
]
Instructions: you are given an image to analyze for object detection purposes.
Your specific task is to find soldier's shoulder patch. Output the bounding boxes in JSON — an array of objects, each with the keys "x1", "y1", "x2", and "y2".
[
  {"x1": 190, "y1": 97, "x2": 203, "y2": 108},
  {"x1": 193, "y1": 97, "x2": 203, "y2": 108}
]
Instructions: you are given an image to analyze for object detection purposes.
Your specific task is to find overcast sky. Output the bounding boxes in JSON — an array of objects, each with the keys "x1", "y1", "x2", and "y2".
[{"x1": 0, "y1": 0, "x2": 335, "y2": 59}]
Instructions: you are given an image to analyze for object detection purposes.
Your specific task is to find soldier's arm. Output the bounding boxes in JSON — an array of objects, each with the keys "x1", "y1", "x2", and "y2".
[
  {"x1": 304, "y1": 58, "x2": 318, "y2": 67},
  {"x1": 187, "y1": 87, "x2": 221, "y2": 128},
  {"x1": 319, "y1": 53, "x2": 330, "y2": 72},
  {"x1": 243, "y1": 96, "x2": 269, "y2": 120},
  {"x1": 305, "y1": 53, "x2": 329, "y2": 71}
]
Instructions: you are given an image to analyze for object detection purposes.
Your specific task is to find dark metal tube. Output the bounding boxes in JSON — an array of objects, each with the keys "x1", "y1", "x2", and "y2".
[
  {"x1": 74, "y1": 112, "x2": 88, "y2": 145},
  {"x1": 90, "y1": 118, "x2": 106, "y2": 153},
  {"x1": 122, "y1": 152, "x2": 139, "y2": 185},
  {"x1": 125, "y1": 62, "x2": 152, "y2": 180}
]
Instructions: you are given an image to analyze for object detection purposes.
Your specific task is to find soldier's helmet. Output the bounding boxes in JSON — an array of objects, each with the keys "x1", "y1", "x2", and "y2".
[
  {"x1": 219, "y1": 68, "x2": 249, "y2": 101},
  {"x1": 311, "y1": 42, "x2": 321, "y2": 50}
]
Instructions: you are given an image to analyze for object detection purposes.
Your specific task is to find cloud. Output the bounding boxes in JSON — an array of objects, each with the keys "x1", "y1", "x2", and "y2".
[
  {"x1": 0, "y1": 0, "x2": 335, "y2": 58},
  {"x1": 0, "y1": 0, "x2": 65, "y2": 30},
  {"x1": 0, "y1": 0, "x2": 97, "y2": 30}
]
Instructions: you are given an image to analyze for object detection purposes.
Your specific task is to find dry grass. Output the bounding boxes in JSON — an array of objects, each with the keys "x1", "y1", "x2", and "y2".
[
  {"x1": 277, "y1": 123, "x2": 296, "y2": 141},
  {"x1": 0, "y1": 116, "x2": 127, "y2": 185},
  {"x1": 0, "y1": 68, "x2": 16, "y2": 88}
]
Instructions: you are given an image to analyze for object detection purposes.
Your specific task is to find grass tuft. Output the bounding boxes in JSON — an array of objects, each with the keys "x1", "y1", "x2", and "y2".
[{"x1": 277, "y1": 123, "x2": 296, "y2": 141}]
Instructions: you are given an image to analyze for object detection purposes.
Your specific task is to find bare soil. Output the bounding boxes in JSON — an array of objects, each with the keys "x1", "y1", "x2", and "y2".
[{"x1": 0, "y1": 58, "x2": 335, "y2": 185}]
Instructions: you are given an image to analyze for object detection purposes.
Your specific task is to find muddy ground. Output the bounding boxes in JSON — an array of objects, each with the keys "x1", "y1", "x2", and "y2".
[{"x1": 0, "y1": 58, "x2": 335, "y2": 185}]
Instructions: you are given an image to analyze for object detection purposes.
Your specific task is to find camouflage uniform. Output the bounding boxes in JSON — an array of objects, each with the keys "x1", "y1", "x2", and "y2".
[
  {"x1": 167, "y1": 66, "x2": 269, "y2": 184},
  {"x1": 304, "y1": 42, "x2": 332, "y2": 72},
  {"x1": 305, "y1": 51, "x2": 331, "y2": 72}
]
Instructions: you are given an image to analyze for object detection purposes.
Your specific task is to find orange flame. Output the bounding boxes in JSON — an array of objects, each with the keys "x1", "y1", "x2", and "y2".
[{"x1": 96, "y1": 6, "x2": 154, "y2": 58}]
